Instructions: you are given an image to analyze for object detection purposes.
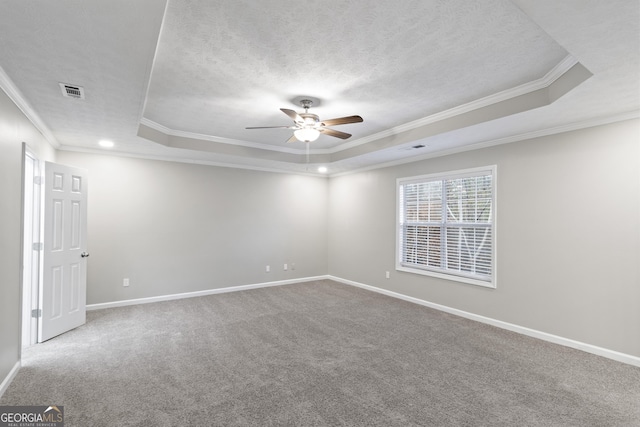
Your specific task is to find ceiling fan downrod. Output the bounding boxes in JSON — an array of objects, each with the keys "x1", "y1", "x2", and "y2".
[{"x1": 300, "y1": 99, "x2": 313, "y2": 111}]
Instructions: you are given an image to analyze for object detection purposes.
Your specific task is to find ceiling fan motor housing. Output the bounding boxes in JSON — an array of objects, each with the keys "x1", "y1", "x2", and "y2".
[{"x1": 300, "y1": 113, "x2": 320, "y2": 127}]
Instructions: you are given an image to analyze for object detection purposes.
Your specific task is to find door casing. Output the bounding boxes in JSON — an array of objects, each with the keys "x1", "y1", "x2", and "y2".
[{"x1": 21, "y1": 146, "x2": 42, "y2": 348}]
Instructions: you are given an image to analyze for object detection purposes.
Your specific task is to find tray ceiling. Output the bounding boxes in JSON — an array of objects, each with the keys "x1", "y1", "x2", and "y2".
[{"x1": 0, "y1": 0, "x2": 638, "y2": 175}]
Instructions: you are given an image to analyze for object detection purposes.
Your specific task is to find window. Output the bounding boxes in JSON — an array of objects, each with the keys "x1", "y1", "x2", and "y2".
[{"x1": 397, "y1": 166, "x2": 496, "y2": 288}]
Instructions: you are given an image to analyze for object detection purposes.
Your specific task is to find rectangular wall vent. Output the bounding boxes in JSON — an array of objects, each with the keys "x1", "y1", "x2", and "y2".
[{"x1": 59, "y1": 83, "x2": 85, "y2": 99}]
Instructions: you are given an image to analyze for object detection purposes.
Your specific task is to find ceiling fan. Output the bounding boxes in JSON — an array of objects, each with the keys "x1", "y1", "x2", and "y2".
[{"x1": 246, "y1": 99, "x2": 363, "y2": 143}]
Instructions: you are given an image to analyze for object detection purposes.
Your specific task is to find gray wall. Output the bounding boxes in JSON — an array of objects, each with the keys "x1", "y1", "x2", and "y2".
[
  {"x1": 328, "y1": 119, "x2": 640, "y2": 358},
  {"x1": 0, "y1": 89, "x2": 55, "y2": 385},
  {"x1": 56, "y1": 152, "x2": 329, "y2": 305}
]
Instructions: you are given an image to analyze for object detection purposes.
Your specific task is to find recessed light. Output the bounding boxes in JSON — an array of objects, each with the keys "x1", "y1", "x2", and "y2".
[
  {"x1": 99, "y1": 140, "x2": 114, "y2": 148},
  {"x1": 318, "y1": 166, "x2": 328, "y2": 173}
]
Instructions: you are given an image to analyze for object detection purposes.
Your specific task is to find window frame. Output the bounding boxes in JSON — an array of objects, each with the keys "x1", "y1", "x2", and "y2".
[{"x1": 396, "y1": 165, "x2": 497, "y2": 289}]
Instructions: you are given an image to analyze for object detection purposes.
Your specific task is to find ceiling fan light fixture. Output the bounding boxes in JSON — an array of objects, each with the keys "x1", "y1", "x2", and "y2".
[{"x1": 294, "y1": 128, "x2": 320, "y2": 142}]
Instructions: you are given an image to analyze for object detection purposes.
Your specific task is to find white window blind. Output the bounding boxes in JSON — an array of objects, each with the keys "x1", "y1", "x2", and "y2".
[{"x1": 397, "y1": 167, "x2": 495, "y2": 287}]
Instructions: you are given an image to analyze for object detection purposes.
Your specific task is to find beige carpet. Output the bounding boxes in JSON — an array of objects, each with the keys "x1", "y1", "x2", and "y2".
[{"x1": 2, "y1": 280, "x2": 639, "y2": 426}]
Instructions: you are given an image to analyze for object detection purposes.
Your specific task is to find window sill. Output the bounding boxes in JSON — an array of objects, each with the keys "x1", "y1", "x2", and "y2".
[{"x1": 396, "y1": 265, "x2": 496, "y2": 289}]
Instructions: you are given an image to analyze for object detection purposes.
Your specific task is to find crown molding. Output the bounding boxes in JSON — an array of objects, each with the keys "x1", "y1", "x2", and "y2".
[
  {"x1": 0, "y1": 65, "x2": 60, "y2": 148},
  {"x1": 333, "y1": 55, "x2": 579, "y2": 153},
  {"x1": 62, "y1": 110, "x2": 638, "y2": 178},
  {"x1": 139, "y1": 55, "x2": 579, "y2": 159},
  {"x1": 56, "y1": 144, "x2": 327, "y2": 177},
  {"x1": 330, "y1": 110, "x2": 639, "y2": 177},
  {"x1": 140, "y1": 117, "x2": 305, "y2": 155}
]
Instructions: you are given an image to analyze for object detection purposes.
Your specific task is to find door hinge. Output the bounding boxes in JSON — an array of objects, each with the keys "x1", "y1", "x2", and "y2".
[
  {"x1": 32, "y1": 242, "x2": 43, "y2": 251},
  {"x1": 31, "y1": 309, "x2": 41, "y2": 318},
  {"x1": 34, "y1": 176, "x2": 42, "y2": 185}
]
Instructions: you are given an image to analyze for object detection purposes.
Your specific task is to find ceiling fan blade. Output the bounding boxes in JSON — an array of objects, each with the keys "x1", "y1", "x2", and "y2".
[
  {"x1": 319, "y1": 127, "x2": 352, "y2": 139},
  {"x1": 280, "y1": 108, "x2": 304, "y2": 124},
  {"x1": 286, "y1": 134, "x2": 298, "y2": 143},
  {"x1": 245, "y1": 126, "x2": 296, "y2": 129},
  {"x1": 320, "y1": 115, "x2": 363, "y2": 127}
]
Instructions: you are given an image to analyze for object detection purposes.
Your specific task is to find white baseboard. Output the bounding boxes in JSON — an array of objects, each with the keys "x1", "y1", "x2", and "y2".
[
  {"x1": 85, "y1": 274, "x2": 639, "y2": 368},
  {"x1": 0, "y1": 361, "x2": 21, "y2": 399},
  {"x1": 328, "y1": 275, "x2": 640, "y2": 368},
  {"x1": 86, "y1": 275, "x2": 330, "y2": 311}
]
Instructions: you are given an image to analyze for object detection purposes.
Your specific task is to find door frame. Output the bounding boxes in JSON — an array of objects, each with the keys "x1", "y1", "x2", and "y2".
[{"x1": 21, "y1": 144, "x2": 43, "y2": 348}]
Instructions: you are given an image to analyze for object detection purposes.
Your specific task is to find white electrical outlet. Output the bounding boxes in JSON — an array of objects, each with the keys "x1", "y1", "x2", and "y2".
[
  {"x1": 385, "y1": 271, "x2": 390, "y2": 279},
  {"x1": 266, "y1": 265, "x2": 270, "y2": 273},
  {"x1": 123, "y1": 278, "x2": 130, "y2": 287},
  {"x1": 284, "y1": 263, "x2": 288, "y2": 271}
]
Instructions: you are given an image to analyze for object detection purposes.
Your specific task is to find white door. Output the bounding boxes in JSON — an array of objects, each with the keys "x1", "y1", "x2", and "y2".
[{"x1": 39, "y1": 162, "x2": 88, "y2": 342}]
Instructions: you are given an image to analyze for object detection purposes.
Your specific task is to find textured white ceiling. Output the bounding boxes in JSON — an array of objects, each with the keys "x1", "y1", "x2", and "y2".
[
  {"x1": 144, "y1": 0, "x2": 567, "y2": 148},
  {"x1": 0, "y1": 0, "x2": 638, "y2": 175}
]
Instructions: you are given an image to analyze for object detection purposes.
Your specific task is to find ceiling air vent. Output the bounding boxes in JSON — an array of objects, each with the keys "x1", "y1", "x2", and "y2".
[{"x1": 59, "y1": 83, "x2": 85, "y2": 99}]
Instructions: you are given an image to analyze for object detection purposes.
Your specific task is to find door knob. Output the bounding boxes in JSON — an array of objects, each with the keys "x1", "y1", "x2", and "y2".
[{"x1": 81, "y1": 252, "x2": 90, "y2": 258}]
